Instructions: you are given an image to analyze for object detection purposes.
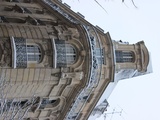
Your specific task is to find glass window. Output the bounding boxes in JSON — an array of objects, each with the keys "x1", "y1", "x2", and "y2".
[
  {"x1": 115, "y1": 51, "x2": 134, "y2": 63},
  {"x1": 27, "y1": 45, "x2": 41, "y2": 63},
  {"x1": 39, "y1": 98, "x2": 60, "y2": 109},
  {"x1": 56, "y1": 44, "x2": 77, "y2": 67},
  {"x1": 65, "y1": 44, "x2": 76, "y2": 64},
  {"x1": 11, "y1": 37, "x2": 43, "y2": 68},
  {"x1": 95, "y1": 48, "x2": 104, "y2": 64}
]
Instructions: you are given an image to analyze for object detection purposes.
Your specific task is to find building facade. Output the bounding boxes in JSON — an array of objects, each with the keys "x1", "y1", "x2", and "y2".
[{"x1": 0, "y1": 0, "x2": 151, "y2": 120}]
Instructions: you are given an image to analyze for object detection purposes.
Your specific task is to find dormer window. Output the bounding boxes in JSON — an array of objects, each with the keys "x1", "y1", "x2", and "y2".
[{"x1": 115, "y1": 51, "x2": 134, "y2": 63}]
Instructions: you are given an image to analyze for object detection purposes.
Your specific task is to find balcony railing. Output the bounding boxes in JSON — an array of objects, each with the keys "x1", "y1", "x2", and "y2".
[
  {"x1": 10, "y1": 37, "x2": 27, "y2": 68},
  {"x1": 65, "y1": 25, "x2": 103, "y2": 120}
]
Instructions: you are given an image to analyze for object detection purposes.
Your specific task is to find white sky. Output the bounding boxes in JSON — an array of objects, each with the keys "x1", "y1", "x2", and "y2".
[{"x1": 62, "y1": 0, "x2": 160, "y2": 120}]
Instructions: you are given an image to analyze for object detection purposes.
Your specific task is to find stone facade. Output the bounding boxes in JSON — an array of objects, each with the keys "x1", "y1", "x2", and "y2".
[{"x1": 0, "y1": 0, "x2": 150, "y2": 120}]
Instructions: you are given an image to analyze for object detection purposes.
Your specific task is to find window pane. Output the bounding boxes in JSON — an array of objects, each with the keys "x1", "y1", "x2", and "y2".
[
  {"x1": 115, "y1": 51, "x2": 134, "y2": 63},
  {"x1": 95, "y1": 48, "x2": 101, "y2": 57},
  {"x1": 27, "y1": 45, "x2": 40, "y2": 53},
  {"x1": 56, "y1": 44, "x2": 76, "y2": 66},
  {"x1": 95, "y1": 48, "x2": 104, "y2": 64},
  {"x1": 27, "y1": 45, "x2": 41, "y2": 62}
]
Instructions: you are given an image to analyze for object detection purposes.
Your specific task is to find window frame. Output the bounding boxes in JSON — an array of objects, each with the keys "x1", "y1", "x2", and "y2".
[
  {"x1": 95, "y1": 48, "x2": 105, "y2": 65},
  {"x1": 10, "y1": 37, "x2": 44, "y2": 68},
  {"x1": 26, "y1": 44, "x2": 42, "y2": 63},
  {"x1": 115, "y1": 51, "x2": 135, "y2": 63},
  {"x1": 65, "y1": 44, "x2": 77, "y2": 65},
  {"x1": 55, "y1": 43, "x2": 77, "y2": 67}
]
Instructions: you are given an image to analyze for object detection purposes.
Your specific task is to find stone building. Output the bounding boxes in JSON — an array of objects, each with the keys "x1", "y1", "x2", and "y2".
[{"x1": 0, "y1": 0, "x2": 151, "y2": 120}]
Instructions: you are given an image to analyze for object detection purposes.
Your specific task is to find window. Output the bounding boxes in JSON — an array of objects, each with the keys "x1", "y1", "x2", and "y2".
[
  {"x1": 11, "y1": 37, "x2": 43, "y2": 68},
  {"x1": 0, "y1": 16, "x2": 9, "y2": 23},
  {"x1": 95, "y1": 48, "x2": 104, "y2": 64},
  {"x1": 65, "y1": 44, "x2": 76, "y2": 64},
  {"x1": 56, "y1": 43, "x2": 77, "y2": 67},
  {"x1": 2, "y1": 100, "x2": 28, "y2": 111},
  {"x1": 38, "y1": 98, "x2": 60, "y2": 110},
  {"x1": 27, "y1": 45, "x2": 41, "y2": 63},
  {"x1": 40, "y1": 99, "x2": 57, "y2": 109},
  {"x1": 115, "y1": 51, "x2": 134, "y2": 63}
]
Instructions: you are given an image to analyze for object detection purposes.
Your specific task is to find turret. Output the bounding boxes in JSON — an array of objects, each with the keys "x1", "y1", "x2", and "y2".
[{"x1": 113, "y1": 40, "x2": 152, "y2": 81}]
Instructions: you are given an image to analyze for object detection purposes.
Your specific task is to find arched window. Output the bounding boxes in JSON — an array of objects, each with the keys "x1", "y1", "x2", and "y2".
[
  {"x1": 55, "y1": 43, "x2": 77, "y2": 67},
  {"x1": 11, "y1": 37, "x2": 43, "y2": 68},
  {"x1": 65, "y1": 44, "x2": 76, "y2": 64},
  {"x1": 39, "y1": 98, "x2": 60, "y2": 109},
  {"x1": 27, "y1": 45, "x2": 41, "y2": 63},
  {"x1": 115, "y1": 51, "x2": 134, "y2": 63}
]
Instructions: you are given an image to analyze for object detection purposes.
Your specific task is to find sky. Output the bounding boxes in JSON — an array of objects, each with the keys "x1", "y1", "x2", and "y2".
[{"x1": 62, "y1": 0, "x2": 160, "y2": 120}]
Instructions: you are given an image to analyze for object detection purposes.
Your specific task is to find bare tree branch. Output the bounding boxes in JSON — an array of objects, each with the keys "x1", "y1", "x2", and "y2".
[
  {"x1": 0, "y1": 76, "x2": 40, "y2": 120},
  {"x1": 122, "y1": 0, "x2": 138, "y2": 8},
  {"x1": 94, "y1": 0, "x2": 108, "y2": 14},
  {"x1": 131, "y1": 0, "x2": 138, "y2": 8}
]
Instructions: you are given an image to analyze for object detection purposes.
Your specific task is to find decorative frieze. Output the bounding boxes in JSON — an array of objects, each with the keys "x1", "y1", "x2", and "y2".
[{"x1": 0, "y1": 38, "x2": 11, "y2": 67}]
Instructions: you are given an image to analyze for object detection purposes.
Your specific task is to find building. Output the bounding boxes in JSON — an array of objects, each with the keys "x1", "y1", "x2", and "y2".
[
  {"x1": 0, "y1": 0, "x2": 151, "y2": 120},
  {"x1": 89, "y1": 99, "x2": 109, "y2": 120}
]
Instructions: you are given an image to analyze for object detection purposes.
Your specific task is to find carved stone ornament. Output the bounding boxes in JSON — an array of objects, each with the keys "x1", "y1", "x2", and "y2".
[
  {"x1": 0, "y1": 39, "x2": 12, "y2": 67},
  {"x1": 61, "y1": 72, "x2": 84, "y2": 80}
]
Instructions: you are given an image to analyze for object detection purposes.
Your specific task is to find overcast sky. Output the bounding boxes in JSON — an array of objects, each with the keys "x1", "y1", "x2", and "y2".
[{"x1": 62, "y1": 0, "x2": 160, "y2": 120}]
